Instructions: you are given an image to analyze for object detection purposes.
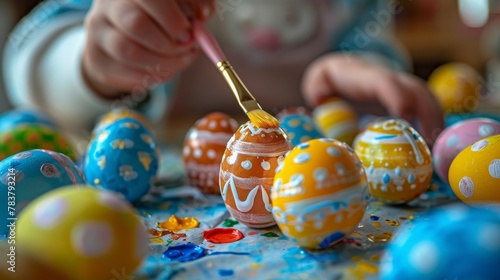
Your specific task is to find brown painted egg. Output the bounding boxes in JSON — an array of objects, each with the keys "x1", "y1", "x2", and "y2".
[
  {"x1": 354, "y1": 119, "x2": 433, "y2": 204},
  {"x1": 182, "y1": 112, "x2": 239, "y2": 194},
  {"x1": 220, "y1": 121, "x2": 292, "y2": 228}
]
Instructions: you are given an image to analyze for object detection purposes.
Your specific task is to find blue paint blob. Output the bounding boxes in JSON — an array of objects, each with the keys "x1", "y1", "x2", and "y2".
[
  {"x1": 162, "y1": 243, "x2": 206, "y2": 262},
  {"x1": 319, "y1": 232, "x2": 345, "y2": 249},
  {"x1": 370, "y1": 215, "x2": 380, "y2": 221},
  {"x1": 218, "y1": 269, "x2": 234, "y2": 277}
]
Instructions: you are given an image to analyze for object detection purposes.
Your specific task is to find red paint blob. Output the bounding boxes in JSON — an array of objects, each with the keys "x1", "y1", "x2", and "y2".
[
  {"x1": 203, "y1": 228, "x2": 244, "y2": 244},
  {"x1": 247, "y1": 231, "x2": 259, "y2": 236}
]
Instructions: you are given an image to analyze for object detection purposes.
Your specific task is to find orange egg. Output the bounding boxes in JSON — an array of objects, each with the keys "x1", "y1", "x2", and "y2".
[
  {"x1": 219, "y1": 121, "x2": 292, "y2": 228},
  {"x1": 182, "y1": 112, "x2": 239, "y2": 194},
  {"x1": 354, "y1": 119, "x2": 433, "y2": 204},
  {"x1": 272, "y1": 138, "x2": 370, "y2": 249},
  {"x1": 448, "y1": 134, "x2": 500, "y2": 204}
]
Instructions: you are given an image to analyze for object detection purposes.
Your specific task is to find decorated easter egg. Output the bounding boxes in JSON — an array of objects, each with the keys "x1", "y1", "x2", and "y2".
[
  {"x1": 84, "y1": 117, "x2": 159, "y2": 202},
  {"x1": 380, "y1": 204, "x2": 500, "y2": 280},
  {"x1": 312, "y1": 97, "x2": 359, "y2": 145},
  {"x1": 272, "y1": 138, "x2": 370, "y2": 249},
  {"x1": 354, "y1": 119, "x2": 433, "y2": 204},
  {"x1": 182, "y1": 112, "x2": 239, "y2": 194},
  {"x1": 448, "y1": 134, "x2": 500, "y2": 204},
  {"x1": 0, "y1": 124, "x2": 77, "y2": 161},
  {"x1": 0, "y1": 149, "x2": 85, "y2": 236},
  {"x1": 433, "y1": 118, "x2": 500, "y2": 184},
  {"x1": 220, "y1": 121, "x2": 292, "y2": 228},
  {"x1": 428, "y1": 62, "x2": 482, "y2": 114},
  {"x1": 92, "y1": 107, "x2": 154, "y2": 139},
  {"x1": 277, "y1": 107, "x2": 324, "y2": 147},
  {"x1": 0, "y1": 109, "x2": 57, "y2": 133},
  {"x1": 17, "y1": 186, "x2": 149, "y2": 280}
]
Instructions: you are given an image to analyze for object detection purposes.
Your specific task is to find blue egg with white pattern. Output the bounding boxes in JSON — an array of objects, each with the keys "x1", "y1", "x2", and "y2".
[
  {"x1": 84, "y1": 117, "x2": 159, "y2": 202},
  {"x1": 0, "y1": 149, "x2": 85, "y2": 236},
  {"x1": 0, "y1": 109, "x2": 57, "y2": 132},
  {"x1": 380, "y1": 203, "x2": 500, "y2": 280},
  {"x1": 278, "y1": 112, "x2": 324, "y2": 147}
]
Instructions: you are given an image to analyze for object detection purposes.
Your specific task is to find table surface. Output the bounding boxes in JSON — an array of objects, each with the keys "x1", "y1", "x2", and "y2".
[{"x1": 131, "y1": 147, "x2": 458, "y2": 280}]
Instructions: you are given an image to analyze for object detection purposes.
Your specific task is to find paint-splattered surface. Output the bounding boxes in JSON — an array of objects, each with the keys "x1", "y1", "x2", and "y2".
[{"x1": 131, "y1": 148, "x2": 458, "y2": 280}]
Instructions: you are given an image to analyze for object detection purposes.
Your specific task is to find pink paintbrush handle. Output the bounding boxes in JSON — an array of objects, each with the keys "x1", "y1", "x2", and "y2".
[{"x1": 193, "y1": 21, "x2": 227, "y2": 65}]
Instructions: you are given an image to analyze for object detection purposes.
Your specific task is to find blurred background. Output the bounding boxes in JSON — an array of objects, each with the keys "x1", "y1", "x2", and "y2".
[{"x1": 1, "y1": 0, "x2": 500, "y2": 113}]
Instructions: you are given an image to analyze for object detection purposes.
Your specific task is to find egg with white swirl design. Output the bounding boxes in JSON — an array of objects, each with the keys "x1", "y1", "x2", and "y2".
[
  {"x1": 353, "y1": 119, "x2": 433, "y2": 204},
  {"x1": 272, "y1": 138, "x2": 370, "y2": 249},
  {"x1": 219, "y1": 121, "x2": 292, "y2": 228}
]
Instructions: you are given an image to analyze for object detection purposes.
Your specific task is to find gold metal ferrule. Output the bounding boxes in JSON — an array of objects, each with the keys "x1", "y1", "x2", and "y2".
[{"x1": 217, "y1": 61, "x2": 261, "y2": 113}]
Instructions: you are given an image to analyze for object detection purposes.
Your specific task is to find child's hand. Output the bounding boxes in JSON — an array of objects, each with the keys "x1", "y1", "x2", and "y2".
[
  {"x1": 82, "y1": 0, "x2": 215, "y2": 98},
  {"x1": 302, "y1": 54, "x2": 444, "y2": 144}
]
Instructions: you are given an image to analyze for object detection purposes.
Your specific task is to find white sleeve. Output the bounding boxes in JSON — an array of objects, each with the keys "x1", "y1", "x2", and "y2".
[{"x1": 3, "y1": 12, "x2": 113, "y2": 136}]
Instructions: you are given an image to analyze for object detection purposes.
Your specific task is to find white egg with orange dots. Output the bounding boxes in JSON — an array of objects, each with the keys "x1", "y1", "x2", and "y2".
[
  {"x1": 448, "y1": 134, "x2": 500, "y2": 204},
  {"x1": 219, "y1": 121, "x2": 292, "y2": 228},
  {"x1": 182, "y1": 112, "x2": 239, "y2": 194},
  {"x1": 271, "y1": 138, "x2": 370, "y2": 249},
  {"x1": 16, "y1": 186, "x2": 149, "y2": 280},
  {"x1": 353, "y1": 119, "x2": 433, "y2": 204},
  {"x1": 312, "y1": 97, "x2": 359, "y2": 145}
]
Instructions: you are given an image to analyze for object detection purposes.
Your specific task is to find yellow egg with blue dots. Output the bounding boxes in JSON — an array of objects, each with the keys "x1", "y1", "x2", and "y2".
[
  {"x1": 271, "y1": 138, "x2": 370, "y2": 249},
  {"x1": 17, "y1": 186, "x2": 149, "y2": 280},
  {"x1": 353, "y1": 118, "x2": 433, "y2": 204}
]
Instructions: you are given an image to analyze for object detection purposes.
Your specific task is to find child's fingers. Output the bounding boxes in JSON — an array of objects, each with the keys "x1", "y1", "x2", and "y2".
[
  {"x1": 106, "y1": 0, "x2": 189, "y2": 56},
  {"x1": 83, "y1": 44, "x2": 156, "y2": 93},
  {"x1": 398, "y1": 75, "x2": 444, "y2": 145},
  {"x1": 91, "y1": 17, "x2": 195, "y2": 71},
  {"x1": 131, "y1": 0, "x2": 192, "y2": 44}
]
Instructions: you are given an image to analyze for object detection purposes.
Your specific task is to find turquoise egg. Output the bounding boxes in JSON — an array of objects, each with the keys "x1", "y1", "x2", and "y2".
[
  {"x1": 278, "y1": 112, "x2": 324, "y2": 147},
  {"x1": 380, "y1": 203, "x2": 500, "y2": 280},
  {"x1": 84, "y1": 118, "x2": 159, "y2": 202},
  {"x1": 0, "y1": 149, "x2": 85, "y2": 236}
]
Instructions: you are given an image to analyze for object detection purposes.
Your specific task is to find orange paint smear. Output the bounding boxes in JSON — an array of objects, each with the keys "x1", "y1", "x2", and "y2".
[{"x1": 157, "y1": 215, "x2": 199, "y2": 231}]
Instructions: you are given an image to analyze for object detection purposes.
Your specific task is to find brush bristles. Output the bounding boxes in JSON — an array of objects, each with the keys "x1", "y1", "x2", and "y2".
[{"x1": 247, "y1": 109, "x2": 280, "y2": 128}]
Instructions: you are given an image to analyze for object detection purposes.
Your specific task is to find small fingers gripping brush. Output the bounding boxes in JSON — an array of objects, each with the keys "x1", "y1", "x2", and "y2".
[{"x1": 192, "y1": 21, "x2": 280, "y2": 129}]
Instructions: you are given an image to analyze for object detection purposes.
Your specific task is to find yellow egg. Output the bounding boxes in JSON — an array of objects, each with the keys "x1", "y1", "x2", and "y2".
[
  {"x1": 17, "y1": 186, "x2": 149, "y2": 280},
  {"x1": 312, "y1": 97, "x2": 359, "y2": 145},
  {"x1": 448, "y1": 134, "x2": 500, "y2": 204},
  {"x1": 354, "y1": 119, "x2": 433, "y2": 204},
  {"x1": 272, "y1": 138, "x2": 370, "y2": 249},
  {"x1": 428, "y1": 62, "x2": 482, "y2": 114},
  {"x1": 0, "y1": 243, "x2": 71, "y2": 280}
]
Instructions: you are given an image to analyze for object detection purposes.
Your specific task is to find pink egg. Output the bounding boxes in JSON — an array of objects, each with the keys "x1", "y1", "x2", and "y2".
[{"x1": 432, "y1": 118, "x2": 500, "y2": 184}]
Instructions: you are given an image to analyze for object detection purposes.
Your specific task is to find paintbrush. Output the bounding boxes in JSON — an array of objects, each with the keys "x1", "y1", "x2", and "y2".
[{"x1": 192, "y1": 21, "x2": 280, "y2": 129}]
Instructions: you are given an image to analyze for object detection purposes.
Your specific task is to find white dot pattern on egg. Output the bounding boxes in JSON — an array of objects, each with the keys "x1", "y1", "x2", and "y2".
[
  {"x1": 489, "y1": 160, "x2": 500, "y2": 179},
  {"x1": 72, "y1": 221, "x2": 113, "y2": 257},
  {"x1": 408, "y1": 241, "x2": 440, "y2": 274},
  {"x1": 34, "y1": 196, "x2": 68, "y2": 229}
]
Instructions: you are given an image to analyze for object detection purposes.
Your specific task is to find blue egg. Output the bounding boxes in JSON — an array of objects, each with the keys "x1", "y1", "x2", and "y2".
[
  {"x1": 0, "y1": 149, "x2": 85, "y2": 236},
  {"x1": 84, "y1": 117, "x2": 159, "y2": 202},
  {"x1": 279, "y1": 113, "x2": 324, "y2": 147},
  {"x1": 380, "y1": 203, "x2": 500, "y2": 280},
  {"x1": 0, "y1": 109, "x2": 57, "y2": 133}
]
